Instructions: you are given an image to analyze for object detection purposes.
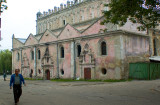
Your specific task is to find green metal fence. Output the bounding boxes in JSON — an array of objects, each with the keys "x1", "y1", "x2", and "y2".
[{"x1": 129, "y1": 63, "x2": 160, "y2": 80}]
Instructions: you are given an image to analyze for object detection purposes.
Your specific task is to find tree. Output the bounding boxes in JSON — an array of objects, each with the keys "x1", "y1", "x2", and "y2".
[
  {"x1": 0, "y1": 0, "x2": 7, "y2": 13},
  {"x1": 101, "y1": 0, "x2": 160, "y2": 31},
  {"x1": 0, "y1": 50, "x2": 12, "y2": 74}
]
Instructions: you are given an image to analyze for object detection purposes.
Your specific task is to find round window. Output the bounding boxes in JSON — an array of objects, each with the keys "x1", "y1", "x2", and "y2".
[
  {"x1": 61, "y1": 69, "x2": 64, "y2": 75},
  {"x1": 101, "y1": 68, "x2": 107, "y2": 75}
]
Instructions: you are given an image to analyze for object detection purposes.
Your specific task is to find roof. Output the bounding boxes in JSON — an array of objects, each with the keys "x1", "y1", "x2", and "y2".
[{"x1": 17, "y1": 38, "x2": 26, "y2": 43}]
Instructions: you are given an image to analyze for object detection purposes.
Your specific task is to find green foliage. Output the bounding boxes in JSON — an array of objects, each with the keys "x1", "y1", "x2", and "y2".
[
  {"x1": 102, "y1": 0, "x2": 160, "y2": 31},
  {"x1": 24, "y1": 78, "x2": 43, "y2": 80},
  {"x1": 0, "y1": 50, "x2": 12, "y2": 74},
  {"x1": 50, "y1": 79, "x2": 132, "y2": 82},
  {"x1": 1, "y1": 0, "x2": 8, "y2": 13}
]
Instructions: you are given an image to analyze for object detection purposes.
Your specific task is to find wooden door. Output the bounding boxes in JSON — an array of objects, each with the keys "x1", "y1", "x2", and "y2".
[
  {"x1": 46, "y1": 70, "x2": 50, "y2": 80},
  {"x1": 84, "y1": 68, "x2": 91, "y2": 80}
]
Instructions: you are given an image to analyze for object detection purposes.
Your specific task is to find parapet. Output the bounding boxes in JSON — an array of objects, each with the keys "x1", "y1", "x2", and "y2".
[{"x1": 36, "y1": 0, "x2": 88, "y2": 19}]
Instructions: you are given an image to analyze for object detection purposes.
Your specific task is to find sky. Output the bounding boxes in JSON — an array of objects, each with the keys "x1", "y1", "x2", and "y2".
[{"x1": 0, "y1": 0, "x2": 73, "y2": 50}]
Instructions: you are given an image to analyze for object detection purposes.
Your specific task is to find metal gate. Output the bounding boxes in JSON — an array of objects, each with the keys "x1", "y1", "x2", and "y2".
[{"x1": 129, "y1": 63, "x2": 160, "y2": 80}]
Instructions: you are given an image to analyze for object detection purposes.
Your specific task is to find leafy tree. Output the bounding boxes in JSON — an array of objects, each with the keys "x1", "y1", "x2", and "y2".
[
  {"x1": 0, "y1": 50, "x2": 12, "y2": 74},
  {"x1": 101, "y1": 0, "x2": 160, "y2": 31},
  {"x1": 0, "y1": 0, "x2": 7, "y2": 13}
]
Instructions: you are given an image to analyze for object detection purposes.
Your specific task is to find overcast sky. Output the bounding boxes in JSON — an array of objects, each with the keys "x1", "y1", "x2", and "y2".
[{"x1": 0, "y1": 0, "x2": 73, "y2": 50}]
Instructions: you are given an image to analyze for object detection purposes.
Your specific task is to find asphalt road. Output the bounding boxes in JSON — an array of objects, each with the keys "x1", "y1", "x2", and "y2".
[{"x1": 0, "y1": 76, "x2": 160, "y2": 105}]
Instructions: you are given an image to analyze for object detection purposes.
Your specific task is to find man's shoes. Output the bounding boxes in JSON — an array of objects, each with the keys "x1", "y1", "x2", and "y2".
[{"x1": 17, "y1": 98, "x2": 19, "y2": 103}]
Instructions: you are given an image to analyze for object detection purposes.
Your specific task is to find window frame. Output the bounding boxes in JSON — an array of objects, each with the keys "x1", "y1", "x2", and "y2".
[{"x1": 98, "y1": 39, "x2": 108, "y2": 56}]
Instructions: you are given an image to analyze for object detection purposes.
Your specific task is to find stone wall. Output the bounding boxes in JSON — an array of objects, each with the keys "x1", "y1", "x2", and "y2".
[{"x1": 36, "y1": 0, "x2": 109, "y2": 34}]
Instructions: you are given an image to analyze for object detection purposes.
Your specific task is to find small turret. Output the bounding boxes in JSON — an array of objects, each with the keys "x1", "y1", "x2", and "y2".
[
  {"x1": 67, "y1": 1, "x2": 70, "y2": 7},
  {"x1": 60, "y1": 3, "x2": 63, "y2": 10},
  {"x1": 12, "y1": 34, "x2": 15, "y2": 39},
  {"x1": 54, "y1": 6, "x2": 57, "y2": 12},
  {"x1": 48, "y1": 9, "x2": 51, "y2": 14},
  {"x1": 71, "y1": 1, "x2": 74, "y2": 6},
  {"x1": 64, "y1": 4, "x2": 67, "y2": 8},
  {"x1": 74, "y1": 0, "x2": 78, "y2": 4},
  {"x1": 36, "y1": 11, "x2": 42, "y2": 19}
]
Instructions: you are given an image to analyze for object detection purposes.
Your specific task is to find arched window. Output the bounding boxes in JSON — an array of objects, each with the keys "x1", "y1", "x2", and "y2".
[
  {"x1": 31, "y1": 51, "x2": 34, "y2": 60},
  {"x1": 77, "y1": 45, "x2": 81, "y2": 57},
  {"x1": 101, "y1": 41, "x2": 107, "y2": 55},
  {"x1": 60, "y1": 46, "x2": 64, "y2": 58},
  {"x1": 17, "y1": 52, "x2": 20, "y2": 61},
  {"x1": 38, "y1": 50, "x2": 41, "y2": 59}
]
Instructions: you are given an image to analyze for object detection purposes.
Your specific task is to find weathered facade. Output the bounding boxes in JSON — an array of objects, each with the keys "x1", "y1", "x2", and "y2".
[{"x1": 12, "y1": 0, "x2": 150, "y2": 80}]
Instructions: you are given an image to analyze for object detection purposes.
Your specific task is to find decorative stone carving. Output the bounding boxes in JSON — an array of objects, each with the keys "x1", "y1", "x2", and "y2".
[{"x1": 79, "y1": 44, "x2": 95, "y2": 65}]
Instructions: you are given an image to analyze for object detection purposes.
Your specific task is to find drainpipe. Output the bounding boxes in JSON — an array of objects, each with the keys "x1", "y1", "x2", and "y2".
[
  {"x1": 34, "y1": 46, "x2": 37, "y2": 77},
  {"x1": 57, "y1": 43, "x2": 59, "y2": 78},
  {"x1": 20, "y1": 49, "x2": 23, "y2": 74},
  {"x1": 73, "y1": 40, "x2": 76, "y2": 79}
]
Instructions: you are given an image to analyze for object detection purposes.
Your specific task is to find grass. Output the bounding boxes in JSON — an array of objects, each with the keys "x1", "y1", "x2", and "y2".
[
  {"x1": 24, "y1": 77, "x2": 132, "y2": 82},
  {"x1": 50, "y1": 79, "x2": 132, "y2": 82},
  {"x1": 24, "y1": 78, "x2": 43, "y2": 80}
]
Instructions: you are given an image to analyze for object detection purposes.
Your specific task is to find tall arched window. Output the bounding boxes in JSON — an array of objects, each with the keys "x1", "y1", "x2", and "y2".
[
  {"x1": 101, "y1": 41, "x2": 107, "y2": 55},
  {"x1": 17, "y1": 52, "x2": 20, "y2": 61},
  {"x1": 31, "y1": 51, "x2": 34, "y2": 60},
  {"x1": 77, "y1": 45, "x2": 81, "y2": 57},
  {"x1": 60, "y1": 46, "x2": 64, "y2": 58},
  {"x1": 38, "y1": 50, "x2": 41, "y2": 59},
  {"x1": 153, "y1": 38, "x2": 157, "y2": 56}
]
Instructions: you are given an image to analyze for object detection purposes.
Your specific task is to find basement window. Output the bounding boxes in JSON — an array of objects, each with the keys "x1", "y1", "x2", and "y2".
[
  {"x1": 101, "y1": 68, "x2": 107, "y2": 75},
  {"x1": 61, "y1": 69, "x2": 64, "y2": 75}
]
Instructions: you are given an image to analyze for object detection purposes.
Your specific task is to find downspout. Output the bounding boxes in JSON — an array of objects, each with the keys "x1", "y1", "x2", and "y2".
[
  {"x1": 120, "y1": 35, "x2": 125, "y2": 79},
  {"x1": 57, "y1": 43, "x2": 59, "y2": 78},
  {"x1": 12, "y1": 35, "x2": 14, "y2": 74},
  {"x1": 34, "y1": 47, "x2": 37, "y2": 77},
  {"x1": 73, "y1": 40, "x2": 76, "y2": 79},
  {"x1": 20, "y1": 49, "x2": 22, "y2": 74}
]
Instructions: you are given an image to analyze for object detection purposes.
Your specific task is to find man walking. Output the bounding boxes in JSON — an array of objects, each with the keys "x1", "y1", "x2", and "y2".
[{"x1": 10, "y1": 69, "x2": 26, "y2": 104}]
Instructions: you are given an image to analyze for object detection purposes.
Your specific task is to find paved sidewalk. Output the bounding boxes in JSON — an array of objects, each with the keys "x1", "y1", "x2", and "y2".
[{"x1": 0, "y1": 79, "x2": 160, "y2": 105}]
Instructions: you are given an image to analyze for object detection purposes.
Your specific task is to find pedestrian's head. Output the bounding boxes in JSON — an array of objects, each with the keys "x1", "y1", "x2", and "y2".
[{"x1": 15, "y1": 69, "x2": 19, "y2": 75}]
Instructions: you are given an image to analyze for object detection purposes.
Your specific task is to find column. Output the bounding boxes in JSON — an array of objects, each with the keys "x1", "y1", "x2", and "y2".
[{"x1": 34, "y1": 47, "x2": 37, "y2": 77}]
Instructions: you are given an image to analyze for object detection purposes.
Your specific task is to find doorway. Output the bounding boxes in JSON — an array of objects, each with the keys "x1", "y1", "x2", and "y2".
[
  {"x1": 45, "y1": 70, "x2": 50, "y2": 80},
  {"x1": 84, "y1": 68, "x2": 91, "y2": 80}
]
